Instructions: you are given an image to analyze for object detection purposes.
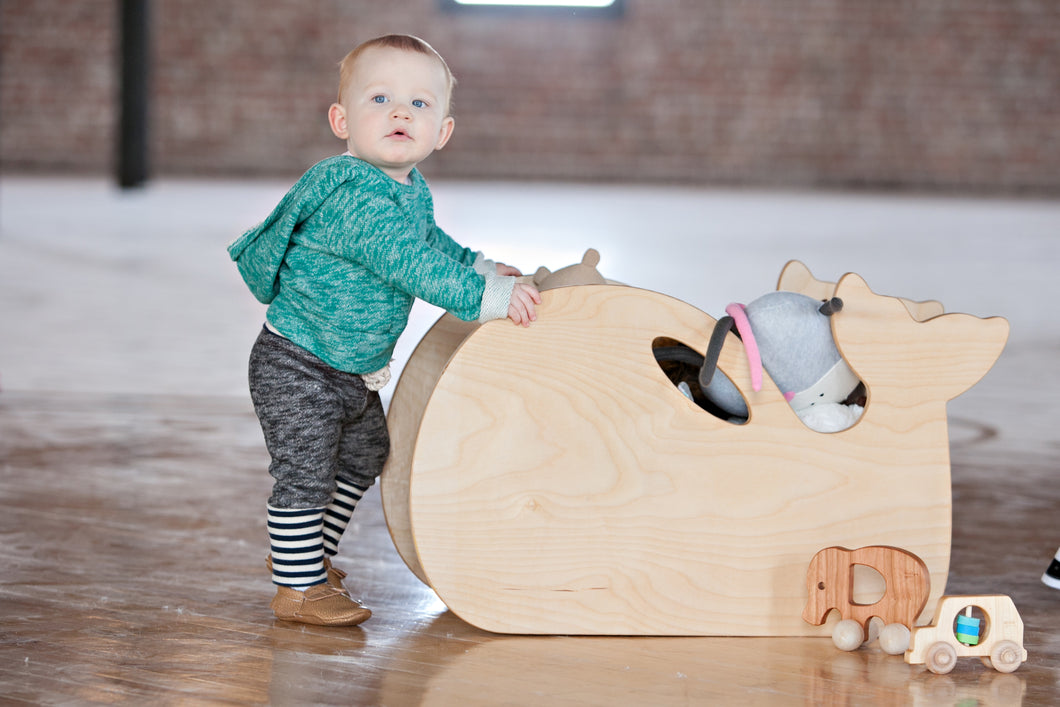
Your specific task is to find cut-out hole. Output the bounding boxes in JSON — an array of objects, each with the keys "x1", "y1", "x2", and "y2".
[
  {"x1": 952, "y1": 604, "x2": 990, "y2": 646},
  {"x1": 652, "y1": 337, "x2": 746, "y2": 424},
  {"x1": 653, "y1": 335, "x2": 870, "y2": 433},
  {"x1": 849, "y1": 564, "x2": 886, "y2": 606}
]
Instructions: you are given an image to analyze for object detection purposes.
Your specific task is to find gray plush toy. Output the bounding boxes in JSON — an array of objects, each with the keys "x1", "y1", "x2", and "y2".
[{"x1": 700, "y1": 291, "x2": 862, "y2": 429}]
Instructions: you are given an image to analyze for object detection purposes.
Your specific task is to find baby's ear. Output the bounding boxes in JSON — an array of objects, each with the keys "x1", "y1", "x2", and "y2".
[
  {"x1": 435, "y1": 116, "x2": 455, "y2": 151},
  {"x1": 328, "y1": 103, "x2": 349, "y2": 140}
]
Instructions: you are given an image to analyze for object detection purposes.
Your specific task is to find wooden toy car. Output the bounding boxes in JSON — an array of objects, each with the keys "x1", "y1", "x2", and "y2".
[
  {"x1": 381, "y1": 260, "x2": 1008, "y2": 635},
  {"x1": 905, "y1": 595, "x2": 1027, "y2": 674}
]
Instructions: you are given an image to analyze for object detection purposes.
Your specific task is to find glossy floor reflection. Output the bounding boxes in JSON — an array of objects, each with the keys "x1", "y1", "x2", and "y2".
[{"x1": 1, "y1": 178, "x2": 1058, "y2": 704}]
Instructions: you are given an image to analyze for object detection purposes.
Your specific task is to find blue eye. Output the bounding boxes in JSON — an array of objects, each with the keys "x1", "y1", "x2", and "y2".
[
  {"x1": 412, "y1": 99, "x2": 426, "y2": 108},
  {"x1": 372, "y1": 95, "x2": 387, "y2": 104}
]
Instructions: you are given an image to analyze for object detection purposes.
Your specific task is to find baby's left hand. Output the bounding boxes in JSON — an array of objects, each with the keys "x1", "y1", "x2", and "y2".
[
  {"x1": 507, "y1": 282, "x2": 541, "y2": 327},
  {"x1": 495, "y1": 262, "x2": 523, "y2": 277}
]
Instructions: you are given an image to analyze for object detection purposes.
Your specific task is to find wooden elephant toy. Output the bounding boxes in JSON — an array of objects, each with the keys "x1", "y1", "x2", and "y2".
[
  {"x1": 380, "y1": 260, "x2": 1009, "y2": 635},
  {"x1": 802, "y1": 546, "x2": 931, "y2": 634}
]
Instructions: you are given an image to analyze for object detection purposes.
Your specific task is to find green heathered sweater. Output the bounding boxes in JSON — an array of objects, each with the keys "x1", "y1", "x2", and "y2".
[{"x1": 228, "y1": 155, "x2": 504, "y2": 374}]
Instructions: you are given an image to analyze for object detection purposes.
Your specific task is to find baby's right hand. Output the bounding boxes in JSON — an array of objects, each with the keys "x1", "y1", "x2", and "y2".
[{"x1": 508, "y1": 282, "x2": 541, "y2": 327}]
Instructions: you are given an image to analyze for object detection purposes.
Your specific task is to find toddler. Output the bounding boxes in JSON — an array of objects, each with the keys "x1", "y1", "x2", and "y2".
[{"x1": 228, "y1": 34, "x2": 540, "y2": 626}]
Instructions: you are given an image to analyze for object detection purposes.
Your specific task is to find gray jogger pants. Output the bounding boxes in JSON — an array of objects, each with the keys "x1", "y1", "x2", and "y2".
[{"x1": 248, "y1": 327, "x2": 390, "y2": 509}]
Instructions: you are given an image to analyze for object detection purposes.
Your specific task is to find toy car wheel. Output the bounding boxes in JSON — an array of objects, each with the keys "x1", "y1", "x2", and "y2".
[
  {"x1": 926, "y1": 641, "x2": 958, "y2": 674},
  {"x1": 990, "y1": 640, "x2": 1023, "y2": 673}
]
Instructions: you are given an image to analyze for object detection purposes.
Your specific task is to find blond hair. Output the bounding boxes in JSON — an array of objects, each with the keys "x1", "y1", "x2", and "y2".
[{"x1": 337, "y1": 34, "x2": 456, "y2": 114}]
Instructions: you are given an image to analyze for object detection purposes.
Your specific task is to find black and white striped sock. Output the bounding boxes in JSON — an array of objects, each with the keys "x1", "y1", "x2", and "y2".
[
  {"x1": 322, "y1": 480, "x2": 368, "y2": 557},
  {"x1": 267, "y1": 505, "x2": 327, "y2": 589}
]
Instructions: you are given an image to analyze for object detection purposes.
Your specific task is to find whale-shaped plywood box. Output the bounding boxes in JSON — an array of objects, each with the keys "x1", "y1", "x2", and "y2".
[{"x1": 380, "y1": 261, "x2": 1009, "y2": 635}]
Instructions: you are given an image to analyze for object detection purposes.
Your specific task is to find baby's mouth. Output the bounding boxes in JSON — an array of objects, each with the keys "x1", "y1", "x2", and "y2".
[{"x1": 387, "y1": 129, "x2": 411, "y2": 140}]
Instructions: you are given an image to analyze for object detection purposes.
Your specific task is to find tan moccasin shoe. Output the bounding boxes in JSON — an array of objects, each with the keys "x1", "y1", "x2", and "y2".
[
  {"x1": 270, "y1": 583, "x2": 372, "y2": 626},
  {"x1": 322, "y1": 557, "x2": 348, "y2": 589}
]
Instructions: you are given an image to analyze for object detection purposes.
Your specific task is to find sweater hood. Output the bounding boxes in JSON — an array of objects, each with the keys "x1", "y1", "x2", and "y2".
[{"x1": 228, "y1": 156, "x2": 405, "y2": 304}]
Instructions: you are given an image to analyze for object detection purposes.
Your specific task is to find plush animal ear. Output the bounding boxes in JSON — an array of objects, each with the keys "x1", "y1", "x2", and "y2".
[
  {"x1": 818, "y1": 298, "x2": 843, "y2": 316},
  {"x1": 833, "y1": 273, "x2": 1008, "y2": 405}
]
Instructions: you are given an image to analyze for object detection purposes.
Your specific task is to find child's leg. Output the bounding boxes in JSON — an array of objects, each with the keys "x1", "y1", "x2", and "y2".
[
  {"x1": 267, "y1": 505, "x2": 327, "y2": 588},
  {"x1": 249, "y1": 330, "x2": 347, "y2": 507},
  {"x1": 248, "y1": 328, "x2": 372, "y2": 625},
  {"x1": 323, "y1": 480, "x2": 367, "y2": 557},
  {"x1": 250, "y1": 332, "x2": 337, "y2": 587},
  {"x1": 325, "y1": 391, "x2": 390, "y2": 555}
]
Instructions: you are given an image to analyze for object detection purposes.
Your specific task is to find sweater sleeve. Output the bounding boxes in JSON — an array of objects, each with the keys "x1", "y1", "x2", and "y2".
[
  {"x1": 416, "y1": 172, "x2": 477, "y2": 266},
  {"x1": 426, "y1": 222, "x2": 477, "y2": 266},
  {"x1": 324, "y1": 186, "x2": 488, "y2": 321},
  {"x1": 478, "y1": 271, "x2": 516, "y2": 322}
]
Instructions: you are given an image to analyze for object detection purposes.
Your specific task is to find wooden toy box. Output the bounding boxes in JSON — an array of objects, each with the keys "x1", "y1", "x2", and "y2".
[{"x1": 380, "y1": 261, "x2": 1009, "y2": 636}]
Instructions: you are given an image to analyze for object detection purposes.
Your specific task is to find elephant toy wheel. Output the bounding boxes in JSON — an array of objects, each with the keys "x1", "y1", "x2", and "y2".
[
  {"x1": 831, "y1": 619, "x2": 865, "y2": 651},
  {"x1": 990, "y1": 640, "x2": 1023, "y2": 673},
  {"x1": 926, "y1": 641, "x2": 958, "y2": 674}
]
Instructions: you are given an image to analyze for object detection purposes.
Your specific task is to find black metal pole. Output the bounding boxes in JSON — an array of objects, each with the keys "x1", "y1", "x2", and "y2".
[{"x1": 118, "y1": 0, "x2": 150, "y2": 188}]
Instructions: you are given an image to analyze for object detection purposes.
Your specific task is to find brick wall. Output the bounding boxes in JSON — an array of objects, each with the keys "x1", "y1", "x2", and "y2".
[
  {"x1": 1, "y1": 2, "x2": 116, "y2": 173},
  {"x1": 2, "y1": 0, "x2": 1058, "y2": 192}
]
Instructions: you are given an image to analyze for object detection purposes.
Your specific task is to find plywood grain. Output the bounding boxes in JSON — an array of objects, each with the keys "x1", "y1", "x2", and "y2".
[
  {"x1": 381, "y1": 313, "x2": 480, "y2": 584},
  {"x1": 387, "y1": 278, "x2": 1006, "y2": 635}
]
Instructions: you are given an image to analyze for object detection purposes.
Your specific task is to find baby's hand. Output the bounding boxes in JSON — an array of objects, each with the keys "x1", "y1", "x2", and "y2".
[
  {"x1": 495, "y1": 262, "x2": 523, "y2": 277},
  {"x1": 508, "y1": 282, "x2": 541, "y2": 327}
]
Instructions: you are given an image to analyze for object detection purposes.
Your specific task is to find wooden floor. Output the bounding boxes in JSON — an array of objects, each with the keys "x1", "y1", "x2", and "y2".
[{"x1": 1, "y1": 177, "x2": 1059, "y2": 705}]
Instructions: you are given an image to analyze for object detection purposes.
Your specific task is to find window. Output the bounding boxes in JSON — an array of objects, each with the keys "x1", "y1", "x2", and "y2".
[
  {"x1": 440, "y1": 0, "x2": 623, "y2": 16},
  {"x1": 450, "y1": 0, "x2": 616, "y2": 5}
]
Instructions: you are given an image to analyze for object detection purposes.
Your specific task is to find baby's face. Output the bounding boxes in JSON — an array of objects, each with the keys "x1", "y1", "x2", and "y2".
[{"x1": 333, "y1": 47, "x2": 454, "y2": 182}]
